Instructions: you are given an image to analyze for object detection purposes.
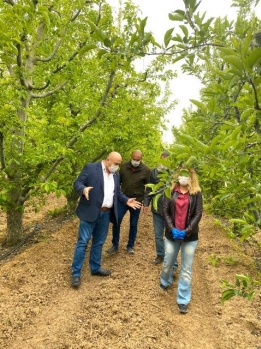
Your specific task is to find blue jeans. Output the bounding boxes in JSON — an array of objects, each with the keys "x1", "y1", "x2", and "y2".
[
  {"x1": 72, "y1": 211, "x2": 110, "y2": 276},
  {"x1": 112, "y1": 201, "x2": 141, "y2": 248},
  {"x1": 152, "y1": 213, "x2": 178, "y2": 271},
  {"x1": 152, "y1": 212, "x2": 165, "y2": 257},
  {"x1": 160, "y1": 238, "x2": 198, "y2": 305}
]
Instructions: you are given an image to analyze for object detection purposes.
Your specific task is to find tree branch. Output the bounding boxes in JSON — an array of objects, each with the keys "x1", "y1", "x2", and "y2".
[
  {"x1": 20, "y1": 69, "x2": 116, "y2": 202},
  {"x1": 34, "y1": 7, "x2": 82, "y2": 63},
  {"x1": 34, "y1": 36, "x2": 66, "y2": 63},
  {"x1": 16, "y1": 43, "x2": 29, "y2": 89},
  {"x1": 245, "y1": 142, "x2": 260, "y2": 149},
  {"x1": 71, "y1": 8, "x2": 81, "y2": 22},
  {"x1": 31, "y1": 80, "x2": 50, "y2": 91},
  {"x1": 0, "y1": 132, "x2": 6, "y2": 170},
  {"x1": 249, "y1": 78, "x2": 261, "y2": 111},
  {"x1": 30, "y1": 81, "x2": 68, "y2": 98},
  {"x1": 69, "y1": 69, "x2": 116, "y2": 146},
  {"x1": 3, "y1": 0, "x2": 15, "y2": 5},
  {"x1": 142, "y1": 42, "x2": 225, "y2": 56}
]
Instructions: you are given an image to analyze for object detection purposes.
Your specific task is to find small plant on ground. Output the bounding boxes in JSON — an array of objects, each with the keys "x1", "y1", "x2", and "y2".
[{"x1": 221, "y1": 274, "x2": 261, "y2": 304}]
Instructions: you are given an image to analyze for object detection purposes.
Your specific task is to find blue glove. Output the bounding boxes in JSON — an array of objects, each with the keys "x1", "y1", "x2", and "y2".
[
  {"x1": 171, "y1": 228, "x2": 186, "y2": 240},
  {"x1": 171, "y1": 228, "x2": 180, "y2": 239},
  {"x1": 179, "y1": 230, "x2": 186, "y2": 239}
]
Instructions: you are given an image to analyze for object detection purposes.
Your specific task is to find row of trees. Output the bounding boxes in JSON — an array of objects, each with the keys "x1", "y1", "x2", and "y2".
[
  {"x1": 0, "y1": 0, "x2": 175, "y2": 244},
  {"x1": 162, "y1": 0, "x2": 261, "y2": 242},
  {"x1": 1, "y1": 0, "x2": 261, "y2": 248}
]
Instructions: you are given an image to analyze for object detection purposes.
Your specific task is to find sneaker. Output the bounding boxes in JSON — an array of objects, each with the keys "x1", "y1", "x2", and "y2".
[
  {"x1": 127, "y1": 247, "x2": 134, "y2": 254},
  {"x1": 160, "y1": 283, "x2": 168, "y2": 291},
  {"x1": 153, "y1": 255, "x2": 163, "y2": 264},
  {"x1": 91, "y1": 268, "x2": 111, "y2": 277},
  {"x1": 178, "y1": 304, "x2": 188, "y2": 314},
  {"x1": 106, "y1": 245, "x2": 118, "y2": 254},
  {"x1": 71, "y1": 276, "x2": 81, "y2": 288}
]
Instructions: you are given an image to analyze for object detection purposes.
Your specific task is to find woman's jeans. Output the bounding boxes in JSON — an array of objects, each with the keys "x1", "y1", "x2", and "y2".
[
  {"x1": 112, "y1": 201, "x2": 141, "y2": 249},
  {"x1": 160, "y1": 238, "x2": 198, "y2": 305},
  {"x1": 72, "y1": 211, "x2": 110, "y2": 277}
]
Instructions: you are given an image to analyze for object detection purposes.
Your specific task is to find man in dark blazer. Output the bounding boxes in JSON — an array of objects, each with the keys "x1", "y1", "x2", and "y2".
[{"x1": 71, "y1": 151, "x2": 141, "y2": 288}]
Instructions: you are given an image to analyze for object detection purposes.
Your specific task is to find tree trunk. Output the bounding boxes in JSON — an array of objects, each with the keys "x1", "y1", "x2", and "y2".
[
  {"x1": 6, "y1": 203, "x2": 24, "y2": 246},
  {"x1": 65, "y1": 190, "x2": 78, "y2": 213}
]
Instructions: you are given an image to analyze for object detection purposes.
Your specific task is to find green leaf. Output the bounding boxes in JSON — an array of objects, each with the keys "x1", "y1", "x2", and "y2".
[
  {"x1": 240, "y1": 108, "x2": 254, "y2": 121},
  {"x1": 140, "y1": 17, "x2": 148, "y2": 35},
  {"x1": 78, "y1": 44, "x2": 96, "y2": 57},
  {"x1": 218, "y1": 47, "x2": 236, "y2": 56},
  {"x1": 164, "y1": 187, "x2": 171, "y2": 199},
  {"x1": 190, "y1": 99, "x2": 207, "y2": 115},
  {"x1": 186, "y1": 156, "x2": 197, "y2": 167},
  {"x1": 230, "y1": 125, "x2": 242, "y2": 140},
  {"x1": 246, "y1": 48, "x2": 261, "y2": 69},
  {"x1": 103, "y1": 38, "x2": 112, "y2": 47},
  {"x1": 171, "y1": 144, "x2": 187, "y2": 152},
  {"x1": 230, "y1": 219, "x2": 248, "y2": 225},
  {"x1": 179, "y1": 25, "x2": 189, "y2": 38},
  {"x1": 209, "y1": 135, "x2": 221, "y2": 151},
  {"x1": 164, "y1": 28, "x2": 174, "y2": 47},
  {"x1": 223, "y1": 55, "x2": 244, "y2": 71},
  {"x1": 86, "y1": 20, "x2": 106, "y2": 41},
  {"x1": 168, "y1": 13, "x2": 185, "y2": 21},
  {"x1": 221, "y1": 289, "x2": 236, "y2": 304},
  {"x1": 97, "y1": 49, "x2": 108, "y2": 58},
  {"x1": 152, "y1": 193, "x2": 161, "y2": 211}
]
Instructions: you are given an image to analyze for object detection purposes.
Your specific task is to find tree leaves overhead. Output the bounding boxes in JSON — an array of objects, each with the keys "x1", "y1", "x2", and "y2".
[
  {"x1": 164, "y1": 0, "x2": 261, "y2": 241},
  {"x1": 0, "y1": 0, "x2": 174, "y2": 244}
]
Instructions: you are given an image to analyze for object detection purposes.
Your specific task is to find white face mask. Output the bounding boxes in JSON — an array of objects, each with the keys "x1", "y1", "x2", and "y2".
[
  {"x1": 108, "y1": 164, "x2": 119, "y2": 173},
  {"x1": 178, "y1": 176, "x2": 190, "y2": 186},
  {"x1": 131, "y1": 160, "x2": 140, "y2": 167}
]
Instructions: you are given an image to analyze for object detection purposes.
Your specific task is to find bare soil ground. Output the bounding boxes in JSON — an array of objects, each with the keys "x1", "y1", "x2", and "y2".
[{"x1": 0, "y1": 195, "x2": 261, "y2": 349}]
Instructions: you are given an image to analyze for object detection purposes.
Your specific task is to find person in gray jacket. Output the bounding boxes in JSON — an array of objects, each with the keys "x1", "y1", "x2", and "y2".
[{"x1": 144, "y1": 152, "x2": 178, "y2": 270}]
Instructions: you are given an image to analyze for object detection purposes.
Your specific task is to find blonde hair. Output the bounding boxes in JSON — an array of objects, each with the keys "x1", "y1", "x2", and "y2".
[{"x1": 172, "y1": 168, "x2": 201, "y2": 195}]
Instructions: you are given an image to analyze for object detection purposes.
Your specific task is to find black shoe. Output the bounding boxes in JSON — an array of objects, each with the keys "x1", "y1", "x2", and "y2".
[
  {"x1": 178, "y1": 304, "x2": 188, "y2": 314},
  {"x1": 106, "y1": 245, "x2": 118, "y2": 254},
  {"x1": 91, "y1": 268, "x2": 111, "y2": 277},
  {"x1": 127, "y1": 247, "x2": 134, "y2": 254},
  {"x1": 160, "y1": 283, "x2": 168, "y2": 291},
  {"x1": 71, "y1": 276, "x2": 81, "y2": 288},
  {"x1": 153, "y1": 255, "x2": 163, "y2": 264}
]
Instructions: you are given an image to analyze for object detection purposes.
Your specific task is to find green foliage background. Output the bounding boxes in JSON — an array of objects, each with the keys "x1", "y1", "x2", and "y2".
[{"x1": 0, "y1": 0, "x2": 261, "y2": 255}]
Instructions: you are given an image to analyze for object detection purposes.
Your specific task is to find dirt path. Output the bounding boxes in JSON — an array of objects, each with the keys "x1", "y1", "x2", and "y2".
[{"x1": 0, "y1": 199, "x2": 260, "y2": 349}]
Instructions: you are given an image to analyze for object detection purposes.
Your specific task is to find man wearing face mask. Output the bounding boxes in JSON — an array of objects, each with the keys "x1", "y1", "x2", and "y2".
[
  {"x1": 107, "y1": 150, "x2": 151, "y2": 254},
  {"x1": 71, "y1": 152, "x2": 142, "y2": 288}
]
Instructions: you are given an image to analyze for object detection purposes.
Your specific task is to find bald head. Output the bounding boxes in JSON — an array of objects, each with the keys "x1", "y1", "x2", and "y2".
[
  {"x1": 131, "y1": 150, "x2": 142, "y2": 161},
  {"x1": 107, "y1": 151, "x2": 122, "y2": 164},
  {"x1": 104, "y1": 151, "x2": 122, "y2": 174}
]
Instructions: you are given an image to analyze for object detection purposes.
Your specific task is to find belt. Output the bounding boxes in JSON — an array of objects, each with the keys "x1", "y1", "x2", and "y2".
[{"x1": 100, "y1": 207, "x2": 111, "y2": 212}]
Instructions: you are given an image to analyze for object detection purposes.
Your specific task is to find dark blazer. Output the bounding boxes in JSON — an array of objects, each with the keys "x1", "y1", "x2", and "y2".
[{"x1": 74, "y1": 162, "x2": 129, "y2": 224}]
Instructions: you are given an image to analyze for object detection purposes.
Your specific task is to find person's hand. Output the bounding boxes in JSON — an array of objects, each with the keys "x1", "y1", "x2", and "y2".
[
  {"x1": 179, "y1": 230, "x2": 186, "y2": 239},
  {"x1": 127, "y1": 198, "x2": 142, "y2": 210},
  {"x1": 83, "y1": 186, "x2": 93, "y2": 200},
  {"x1": 171, "y1": 228, "x2": 186, "y2": 240},
  {"x1": 171, "y1": 228, "x2": 180, "y2": 239}
]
